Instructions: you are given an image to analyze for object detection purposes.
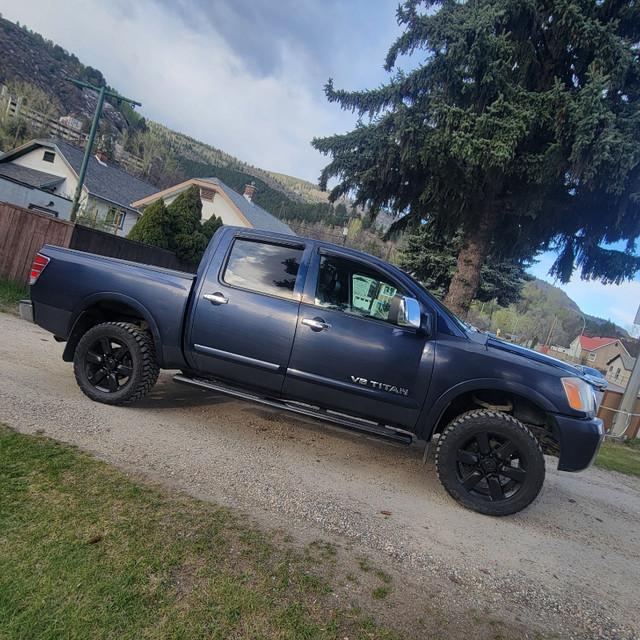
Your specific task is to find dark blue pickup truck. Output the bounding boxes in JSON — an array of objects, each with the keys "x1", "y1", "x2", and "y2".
[{"x1": 21, "y1": 226, "x2": 604, "y2": 516}]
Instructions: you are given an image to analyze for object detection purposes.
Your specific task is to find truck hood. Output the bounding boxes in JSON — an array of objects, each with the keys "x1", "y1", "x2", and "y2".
[{"x1": 468, "y1": 331, "x2": 583, "y2": 377}]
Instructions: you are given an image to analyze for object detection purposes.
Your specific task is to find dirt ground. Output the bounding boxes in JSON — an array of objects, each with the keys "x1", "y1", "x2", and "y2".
[{"x1": 1, "y1": 311, "x2": 638, "y2": 639}]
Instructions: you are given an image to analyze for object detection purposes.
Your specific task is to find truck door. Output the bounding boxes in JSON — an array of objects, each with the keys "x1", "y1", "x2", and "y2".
[
  {"x1": 281, "y1": 250, "x2": 435, "y2": 430},
  {"x1": 187, "y1": 236, "x2": 306, "y2": 395}
]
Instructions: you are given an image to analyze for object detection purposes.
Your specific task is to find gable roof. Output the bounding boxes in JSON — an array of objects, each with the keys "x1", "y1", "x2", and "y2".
[
  {"x1": 132, "y1": 177, "x2": 295, "y2": 236},
  {"x1": 0, "y1": 138, "x2": 157, "y2": 212},
  {"x1": 202, "y1": 178, "x2": 294, "y2": 235},
  {"x1": 606, "y1": 353, "x2": 636, "y2": 370},
  {"x1": 579, "y1": 336, "x2": 621, "y2": 351}
]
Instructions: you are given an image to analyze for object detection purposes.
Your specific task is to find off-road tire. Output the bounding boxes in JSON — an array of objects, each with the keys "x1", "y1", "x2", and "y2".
[
  {"x1": 435, "y1": 409, "x2": 545, "y2": 516},
  {"x1": 73, "y1": 322, "x2": 159, "y2": 406}
]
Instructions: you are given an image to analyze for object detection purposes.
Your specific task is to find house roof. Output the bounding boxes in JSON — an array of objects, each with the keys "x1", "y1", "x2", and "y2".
[
  {"x1": 606, "y1": 354, "x2": 636, "y2": 370},
  {"x1": 579, "y1": 336, "x2": 620, "y2": 351},
  {"x1": 132, "y1": 177, "x2": 295, "y2": 236},
  {"x1": 0, "y1": 163, "x2": 65, "y2": 189},
  {"x1": 200, "y1": 178, "x2": 294, "y2": 235},
  {"x1": 0, "y1": 138, "x2": 157, "y2": 212}
]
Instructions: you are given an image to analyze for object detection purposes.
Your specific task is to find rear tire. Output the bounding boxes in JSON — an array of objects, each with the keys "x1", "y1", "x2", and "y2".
[
  {"x1": 73, "y1": 322, "x2": 159, "y2": 405},
  {"x1": 435, "y1": 409, "x2": 545, "y2": 516}
]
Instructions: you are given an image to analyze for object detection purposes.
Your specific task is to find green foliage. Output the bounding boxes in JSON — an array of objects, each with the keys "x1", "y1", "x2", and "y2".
[
  {"x1": 171, "y1": 232, "x2": 208, "y2": 266},
  {"x1": 126, "y1": 198, "x2": 172, "y2": 249},
  {"x1": 400, "y1": 224, "x2": 531, "y2": 305},
  {"x1": 127, "y1": 186, "x2": 210, "y2": 266},
  {"x1": 167, "y1": 184, "x2": 202, "y2": 234},
  {"x1": 313, "y1": 0, "x2": 640, "y2": 313},
  {"x1": 202, "y1": 214, "x2": 223, "y2": 241}
]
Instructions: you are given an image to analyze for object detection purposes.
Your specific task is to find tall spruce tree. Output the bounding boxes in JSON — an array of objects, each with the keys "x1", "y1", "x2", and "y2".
[
  {"x1": 400, "y1": 223, "x2": 531, "y2": 305},
  {"x1": 127, "y1": 185, "x2": 209, "y2": 266},
  {"x1": 313, "y1": 0, "x2": 640, "y2": 315}
]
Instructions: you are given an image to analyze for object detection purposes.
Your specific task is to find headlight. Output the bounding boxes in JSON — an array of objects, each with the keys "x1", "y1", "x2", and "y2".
[{"x1": 562, "y1": 377, "x2": 596, "y2": 414}]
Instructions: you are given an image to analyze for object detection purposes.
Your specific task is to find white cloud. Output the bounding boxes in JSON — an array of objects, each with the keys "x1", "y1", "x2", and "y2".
[{"x1": 1, "y1": 0, "x2": 398, "y2": 181}]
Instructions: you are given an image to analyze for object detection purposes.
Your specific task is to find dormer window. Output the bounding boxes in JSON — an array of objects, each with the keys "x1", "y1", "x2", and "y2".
[{"x1": 43, "y1": 151, "x2": 55, "y2": 163}]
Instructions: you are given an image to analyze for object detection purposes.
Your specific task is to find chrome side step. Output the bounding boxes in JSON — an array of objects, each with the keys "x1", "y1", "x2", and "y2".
[{"x1": 172, "y1": 374, "x2": 413, "y2": 445}]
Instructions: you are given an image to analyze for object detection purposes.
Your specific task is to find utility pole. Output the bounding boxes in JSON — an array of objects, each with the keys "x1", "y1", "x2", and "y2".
[
  {"x1": 610, "y1": 308, "x2": 640, "y2": 437},
  {"x1": 66, "y1": 78, "x2": 141, "y2": 222}
]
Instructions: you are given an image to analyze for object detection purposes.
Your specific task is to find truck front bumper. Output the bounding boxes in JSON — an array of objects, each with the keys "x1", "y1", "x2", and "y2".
[
  {"x1": 19, "y1": 299, "x2": 34, "y2": 323},
  {"x1": 554, "y1": 413, "x2": 605, "y2": 472}
]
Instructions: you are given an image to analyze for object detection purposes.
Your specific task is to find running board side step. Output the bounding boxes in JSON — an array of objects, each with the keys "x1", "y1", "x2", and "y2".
[{"x1": 172, "y1": 374, "x2": 413, "y2": 445}]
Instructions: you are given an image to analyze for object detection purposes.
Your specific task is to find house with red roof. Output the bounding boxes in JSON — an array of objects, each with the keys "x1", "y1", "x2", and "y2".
[{"x1": 567, "y1": 335, "x2": 630, "y2": 371}]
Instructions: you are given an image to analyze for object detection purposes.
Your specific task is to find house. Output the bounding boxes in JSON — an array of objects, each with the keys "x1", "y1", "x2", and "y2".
[
  {"x1": 0, "y1": 138, "x2": 158, "y2": 235},
  {"x1": 132, "y1": 177, "x2": 294, "y2": 235},
  {"x1": 567, "y1": 335, "x2": 630, "y2": 370},
  {"x1": 605, "y1": 354, "x2": 636, "y2": 387}
]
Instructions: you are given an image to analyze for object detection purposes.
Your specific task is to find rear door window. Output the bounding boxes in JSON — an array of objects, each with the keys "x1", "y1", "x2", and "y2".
[{"x1": 223, "y1": 239, "x2": 303, "y2": 299}]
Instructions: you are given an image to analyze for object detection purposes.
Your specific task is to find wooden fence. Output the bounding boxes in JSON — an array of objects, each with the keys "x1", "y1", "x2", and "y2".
[
  {"x1": 0, "y1": 202, "x2": 195, "y2": 285},
  {"x1": 0, "y1": 202, "x2": 74, "y2": 284}
]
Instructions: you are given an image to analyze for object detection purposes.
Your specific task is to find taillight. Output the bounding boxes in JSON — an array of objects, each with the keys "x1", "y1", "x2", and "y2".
[{"x1": 29, "y1": 254, "x2": 50, "y2": 285}]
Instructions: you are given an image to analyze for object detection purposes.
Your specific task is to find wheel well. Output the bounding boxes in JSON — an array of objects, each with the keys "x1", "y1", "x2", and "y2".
[
  {"x1": 62, "y1": 301, "x2": 151, "y2": 362},
  {"x1": 431, "y1": 389, "x2": 560, "y2": 457}
]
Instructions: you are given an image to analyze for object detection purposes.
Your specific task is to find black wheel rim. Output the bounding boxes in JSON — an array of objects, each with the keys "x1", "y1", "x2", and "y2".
[
  {"x1": 454, "y1": 431, "x2": 528, "y2": 502},
  {"x1": 83, "y1": 336, "x2": 133, "y2": 393}
]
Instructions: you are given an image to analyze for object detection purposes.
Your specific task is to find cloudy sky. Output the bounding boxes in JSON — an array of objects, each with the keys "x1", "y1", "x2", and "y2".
[{"x1": 2, "y1": 0, "x2": 639, "y2": 331}]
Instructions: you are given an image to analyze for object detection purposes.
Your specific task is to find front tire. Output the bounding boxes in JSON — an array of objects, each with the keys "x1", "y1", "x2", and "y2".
[
  {"x1": 73, "y1": 322, "x2": 159, "y2": 405},
  {"x1": 435, "y1": 409, "x2": 545, "y2": 516}
]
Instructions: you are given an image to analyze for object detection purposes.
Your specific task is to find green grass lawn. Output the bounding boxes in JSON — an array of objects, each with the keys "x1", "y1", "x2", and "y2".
[
  {"x1": 595, "y1": 437, "x2": 640, "y2": 477},
  {"x1": 0, "y1": 278, "x2": 28, "y2": 313},
  {"x1": 0, "y1": 425, "x2": 401, "y2": 640}
]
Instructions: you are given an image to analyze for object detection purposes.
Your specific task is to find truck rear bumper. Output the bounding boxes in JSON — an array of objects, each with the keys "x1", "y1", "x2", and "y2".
[
  {"x1": 554, "y1": 414, "x2": 605, "y2": 472},
  {"x1": 19, "y1": 300, "x2": 34, "y2": 323}
]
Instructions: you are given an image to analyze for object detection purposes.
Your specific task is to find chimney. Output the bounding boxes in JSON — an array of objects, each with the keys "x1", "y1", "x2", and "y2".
[
  {"x1": 95, "y1": 150, "x2": 108, "y2": 164},
  {"x1": 243, "y1": 182, "x2": 256, "y2": 203}
]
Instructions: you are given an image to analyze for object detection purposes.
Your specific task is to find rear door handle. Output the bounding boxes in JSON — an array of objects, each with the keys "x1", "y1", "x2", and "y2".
[
  {"x1": 302, "y1": 317, "x2": 331, "y2": 332},
  {"x1": 203, "y1": 292, "x2": 228, "y2": 305}
]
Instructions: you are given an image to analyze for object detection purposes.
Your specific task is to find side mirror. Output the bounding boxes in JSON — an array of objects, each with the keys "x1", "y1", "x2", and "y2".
[{"x1": 395, "y1": 296, "x2": 422, "y2": 330}]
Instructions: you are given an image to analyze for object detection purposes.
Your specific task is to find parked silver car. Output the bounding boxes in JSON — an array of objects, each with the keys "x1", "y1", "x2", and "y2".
[{"x1": 576, "y1": 365, "x2": 608, "y2": 391}]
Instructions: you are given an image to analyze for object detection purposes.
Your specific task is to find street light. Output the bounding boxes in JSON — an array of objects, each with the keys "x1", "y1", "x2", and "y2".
[{"x1": 505, "y1": 310, "x2": 519, "y2": 343}]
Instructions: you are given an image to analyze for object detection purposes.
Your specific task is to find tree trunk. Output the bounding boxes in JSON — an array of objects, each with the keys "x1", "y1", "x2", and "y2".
[{"x1": 443, "y1": 208, "x2": 502, "y2": 316}]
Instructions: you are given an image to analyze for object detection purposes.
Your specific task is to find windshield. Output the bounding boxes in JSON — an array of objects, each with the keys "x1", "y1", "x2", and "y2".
[{"x1": 581, "y1": 366, "x2": 604, "y2": 378}]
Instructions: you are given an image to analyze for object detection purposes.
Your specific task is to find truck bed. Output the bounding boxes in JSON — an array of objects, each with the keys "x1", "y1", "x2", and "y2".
[{"x1": 30, "y1": 245, "x2": 196, "y2": 368}]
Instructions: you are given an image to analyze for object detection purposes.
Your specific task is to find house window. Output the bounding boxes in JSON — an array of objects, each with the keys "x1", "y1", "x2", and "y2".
[
  {"x1": 43, "y1": 151, "x2": 55, "y2": 163},
  {"x1": 106, "y1": 207, "x2": 126, "y2": 230},
  {"x1": 588, "y1": 352, "x2": 596, "y2": 362}
]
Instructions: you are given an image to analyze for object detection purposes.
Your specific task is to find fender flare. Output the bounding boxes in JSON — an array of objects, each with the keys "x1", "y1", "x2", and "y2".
[
  {"x1": 61, "y1": 292, "x2": 164, "y2": 367},
  {"x1": 418, "y1": 378, "x2": 562, "y2": 440}
]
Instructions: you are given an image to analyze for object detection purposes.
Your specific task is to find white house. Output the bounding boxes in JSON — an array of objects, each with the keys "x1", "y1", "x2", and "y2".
[
  {"x1": 132, "y1": 177, "x2": 294, "y2": 235},
  {"x1": 0, "y1": 138, "x2": 157, "y2": 236}
]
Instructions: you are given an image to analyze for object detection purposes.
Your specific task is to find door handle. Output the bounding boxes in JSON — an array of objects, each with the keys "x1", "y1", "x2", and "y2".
[
  {"x1": 203, "y1": 292, "x2": 228, "y2": 305},
  {"x1": 302, "y1": 317, "x2": 331, "y2": 332}
]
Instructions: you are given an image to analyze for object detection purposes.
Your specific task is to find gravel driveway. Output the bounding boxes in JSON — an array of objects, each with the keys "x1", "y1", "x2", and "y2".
[{"x1": 1, "y1": 311, "x2": 639, "y2": 639}]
